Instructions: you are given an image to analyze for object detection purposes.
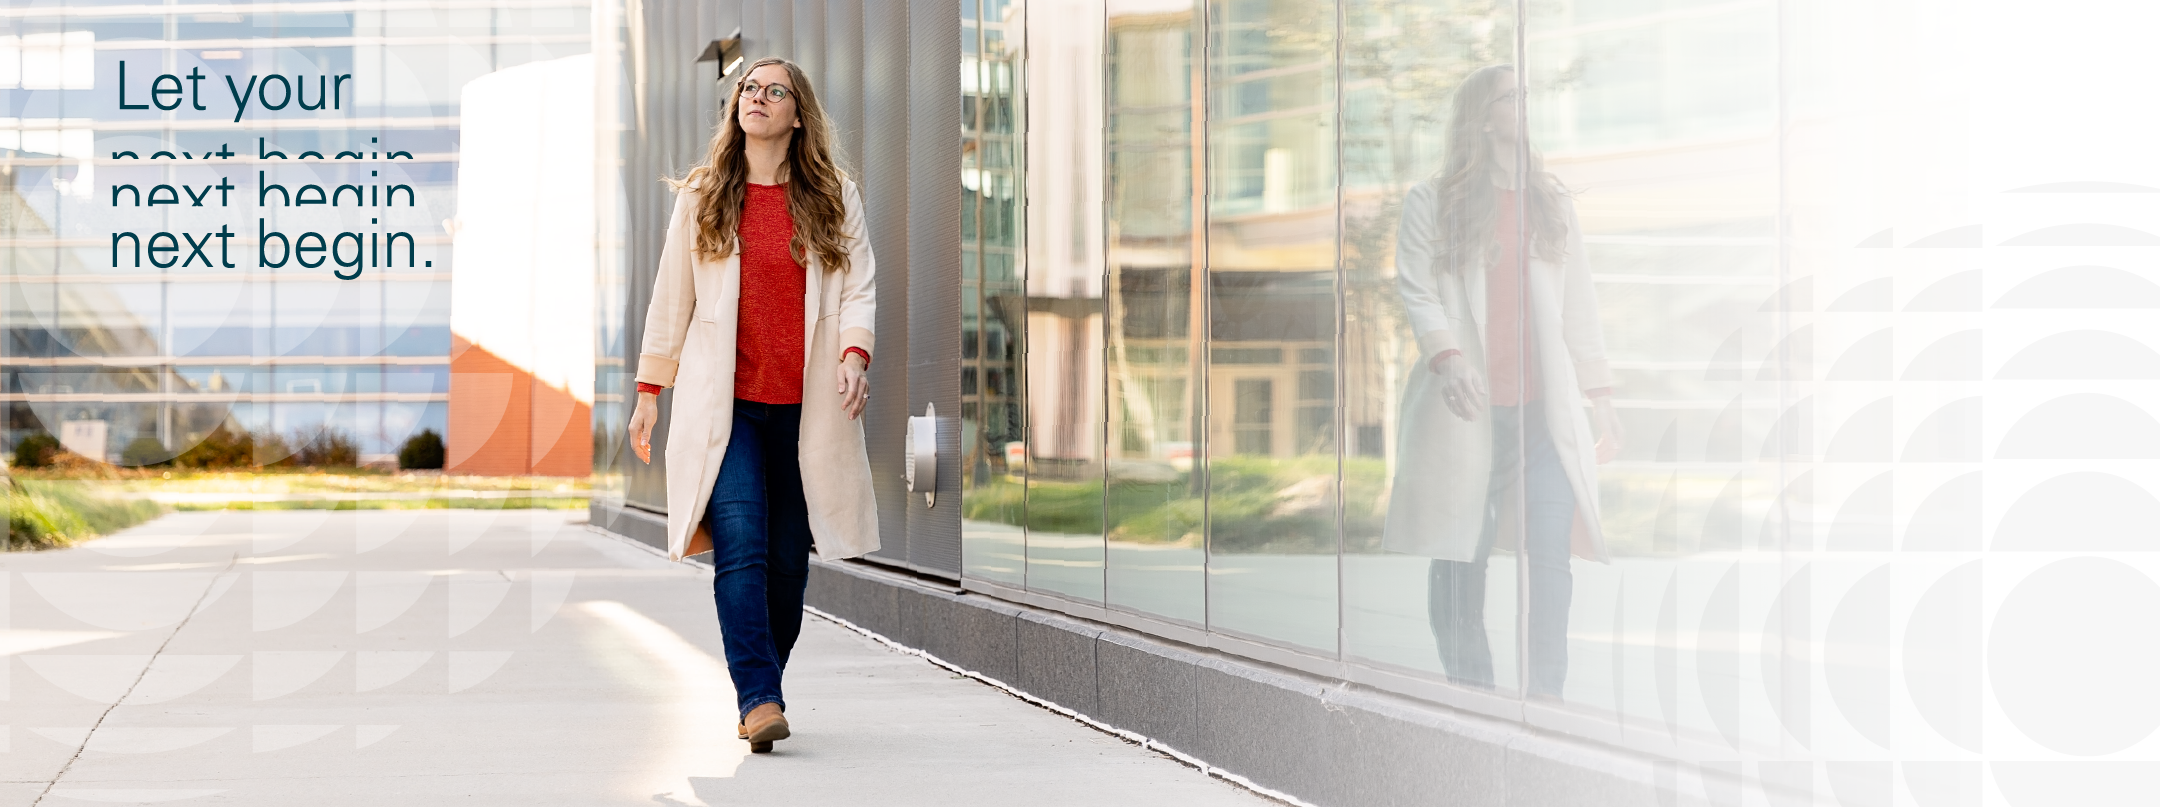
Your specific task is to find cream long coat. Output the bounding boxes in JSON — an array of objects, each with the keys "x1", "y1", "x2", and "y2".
[
  {"x1": 1382, "y1": 180, "x2": 1615, "y2": 563},
  {"x1": 634, "y1": 180, "x2": 879, "y2": 563}
]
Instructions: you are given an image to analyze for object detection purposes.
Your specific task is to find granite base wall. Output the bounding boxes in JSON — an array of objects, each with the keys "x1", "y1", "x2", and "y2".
[{"x1": 591, "y1": 500, "x2": 1684, "y2": 807}]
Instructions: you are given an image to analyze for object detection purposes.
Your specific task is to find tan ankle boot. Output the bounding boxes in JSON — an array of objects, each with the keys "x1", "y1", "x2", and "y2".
[
  {"x1": 740, "y1": 703, "x2": 789, "y2": 753},
  {"x1": 736, "y1": 722, "x2": 769, "y2": 754}
]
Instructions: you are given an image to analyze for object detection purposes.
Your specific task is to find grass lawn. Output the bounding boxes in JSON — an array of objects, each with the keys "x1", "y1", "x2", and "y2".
[
  {"x1": 6, "y1": 478, "x2": 167, "y2": 550},
  {"x1": 11, "y1": 466, "x2": 589, "y2": 493},
  {"x1": 4, "y1": 468, "x2": 593, "y2": 550}
]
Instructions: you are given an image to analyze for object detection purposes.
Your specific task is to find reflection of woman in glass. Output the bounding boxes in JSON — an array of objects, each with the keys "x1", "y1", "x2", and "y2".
[{"x1": 1383, "y1": 64, "x2": 1622, "y2": 699}]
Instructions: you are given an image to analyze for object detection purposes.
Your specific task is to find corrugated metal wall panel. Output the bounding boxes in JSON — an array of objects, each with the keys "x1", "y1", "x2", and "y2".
[
  {"x1": 905, "y1": 0, "x2": 962, "y2": 577},
  {"x1": 795, "y1": 0, "x2": 825, "y2": 81},
  {"x1": 861, "y1": 0, "x2": 915, "y2": 569},
  {"x1": 740, "y1": 1, "x2": 766, "y2": 61},
  {"x1": 763, "y1": 0, "x2": 792, "y2": 59},
  {"x1": 825, "y1": 0, "x2": 864, "y2": 178}
]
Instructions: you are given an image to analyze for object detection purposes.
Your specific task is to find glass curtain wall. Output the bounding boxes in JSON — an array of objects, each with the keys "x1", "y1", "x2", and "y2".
[
  {"x1": 972, "y1": 0, "x2": 2160, "y2": 794},
  {"x1": 1104, "y1": 0, "x2": 1203, "y2": 625},
  {"x1": 589, "y1": 0, "x2": 632, "y2": 506},
  {"x1": 1009, "y1": 0, "x2": 1107, "y2": 601},
  {"x1": 1201, "y1": 0, "x2": 1340, "y2": 654},
  {"x1": 960, "y1": 0, "x2": 1038, "y2": 589},
  {"x1": 4, "y1": 1, "x2": 589, "y2": 464}
]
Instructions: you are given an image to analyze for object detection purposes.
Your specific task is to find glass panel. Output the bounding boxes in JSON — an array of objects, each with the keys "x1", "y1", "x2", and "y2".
[
  {"x1": 272, "y1": 281, "x2": 384, "y2": 357},
  {"x1": 51, "y1": 282, "x2": 161, "y2": 357},
  {"x1": 963, "y1": 0, "x2": 1041, "y2": 590},
  {"x1": 168, "y1": 282, "x2": 253, "y2": 358},
  {"x1": 1525, "y1": 0, "x2": 1780, "y2": 726},
  {"x1": 593, "y1": 20, "x2": 632, "y2": 504},
  {"x1": 385, "y1": 401, "x2": 449, "y2": 457},
  {"x1": 1015, "y1": 0, "x2": 1108, "y2": 601},
  {"x1": 1204, "y1": 0, "x2": 1339, "y2": 654},
  {"x1": 173, "y1": 366, "x2": 255, "y2": 395},
  {"x1": 1104, "y1": 0, "x2": 1205, "y2": 625},
  {"x1": 384, "y1": 279, "x2": 452, "y2": 357}
]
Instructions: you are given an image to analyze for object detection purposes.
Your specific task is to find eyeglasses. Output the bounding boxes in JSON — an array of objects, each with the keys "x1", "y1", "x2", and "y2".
[{"x1": 739, "y1": 80, "x2": 792, "y2": 104}]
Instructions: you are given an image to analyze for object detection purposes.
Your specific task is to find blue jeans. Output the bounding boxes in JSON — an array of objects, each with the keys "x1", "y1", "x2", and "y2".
[
  {"x1": 1427, "y1": 404, "x2": 1577, "y2": 698},
  {"x1": 704, "y1": 400, "x2": 814, "y2": 721}
]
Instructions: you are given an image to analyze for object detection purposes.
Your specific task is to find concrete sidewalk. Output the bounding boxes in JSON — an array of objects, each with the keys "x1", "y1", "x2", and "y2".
[{"x1": 3, "y1": 510, "x2": 1270, "y2": 806}]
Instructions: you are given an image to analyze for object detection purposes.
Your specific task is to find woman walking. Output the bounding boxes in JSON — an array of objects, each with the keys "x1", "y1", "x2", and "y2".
[
  {"x1": 1383, "y1": 64, "x2": 1622, "y2": 700},
  {"x1": 626, "y1": 57, "x2": 878, "y2": 753}
]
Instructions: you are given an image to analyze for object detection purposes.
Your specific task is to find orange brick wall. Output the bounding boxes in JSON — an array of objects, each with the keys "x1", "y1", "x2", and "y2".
[{"x1": 446, "y1": 334, "x2": 591, "y2": 477}]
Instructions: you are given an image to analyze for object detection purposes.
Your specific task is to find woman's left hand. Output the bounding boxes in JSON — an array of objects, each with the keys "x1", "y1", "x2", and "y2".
[
  {"x1": 837, "y1": 354, "x2": 869, "y2": 420},
  {"x1": 1591, "y1": 396, "x2": 1625, "y2": 464}
]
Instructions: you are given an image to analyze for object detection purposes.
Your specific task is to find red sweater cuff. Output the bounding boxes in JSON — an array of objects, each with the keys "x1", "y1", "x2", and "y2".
[
  {"x1": 636, "y1": 382, "x2": 663, "y2": 396},
  {"x1": 842, "y1": 347, "x2": 871, "y2": 368}
]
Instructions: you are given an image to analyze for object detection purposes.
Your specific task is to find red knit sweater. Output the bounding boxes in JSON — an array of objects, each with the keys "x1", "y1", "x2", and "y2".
[{"x1": 734, "y1": 182, "x2": 806, "y2": 404}]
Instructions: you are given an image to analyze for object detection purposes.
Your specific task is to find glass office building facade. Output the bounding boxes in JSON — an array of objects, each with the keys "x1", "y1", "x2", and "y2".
[
  {"x1": 571, "y1": 0, "x2": 2160, "y2": 801},
  {"x1": 3, "y1": 0, "x2": 590, "y2": 465},
  {"x1": 588, "y1": 0, "x2": 2160, "y2": 799}
]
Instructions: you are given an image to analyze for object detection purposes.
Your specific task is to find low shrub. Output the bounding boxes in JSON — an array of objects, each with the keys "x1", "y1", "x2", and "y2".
[
  {"x1": 120, "y1": 436, "x2": 170, "y2": 467},
  {"x1": 292, "y1": 430, "x2": 359, "y2": 468},
  {"x1": 17, "y1": 421, "x2": 375, "y2": 473},
  {"x1": 12, "y1": 432, "x2": 60, "y2": 469},
  {"x1": 172, "y1": 422, "x2": 259, "y2": 468},
  {"x1": 398, "y1": 429, "x2": 445, "y2": 470}
]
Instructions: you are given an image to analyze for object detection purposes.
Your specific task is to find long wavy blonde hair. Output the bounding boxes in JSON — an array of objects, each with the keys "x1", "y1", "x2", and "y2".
[
  {"x1": 670, "y1": 57, "x2": 852, "y2": 272},
  {"x1": 1432, "y1": 64, "x2": 1568, "y2": 272}
]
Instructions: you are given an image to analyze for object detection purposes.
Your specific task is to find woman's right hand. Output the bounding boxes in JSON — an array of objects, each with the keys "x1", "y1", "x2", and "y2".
[
  {"x1": 1429, "y1": 352, "x2": 1487, "y2": 421},
  {"x1": 628, "y1": 392, "x2": 659, "y2": 464}
]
